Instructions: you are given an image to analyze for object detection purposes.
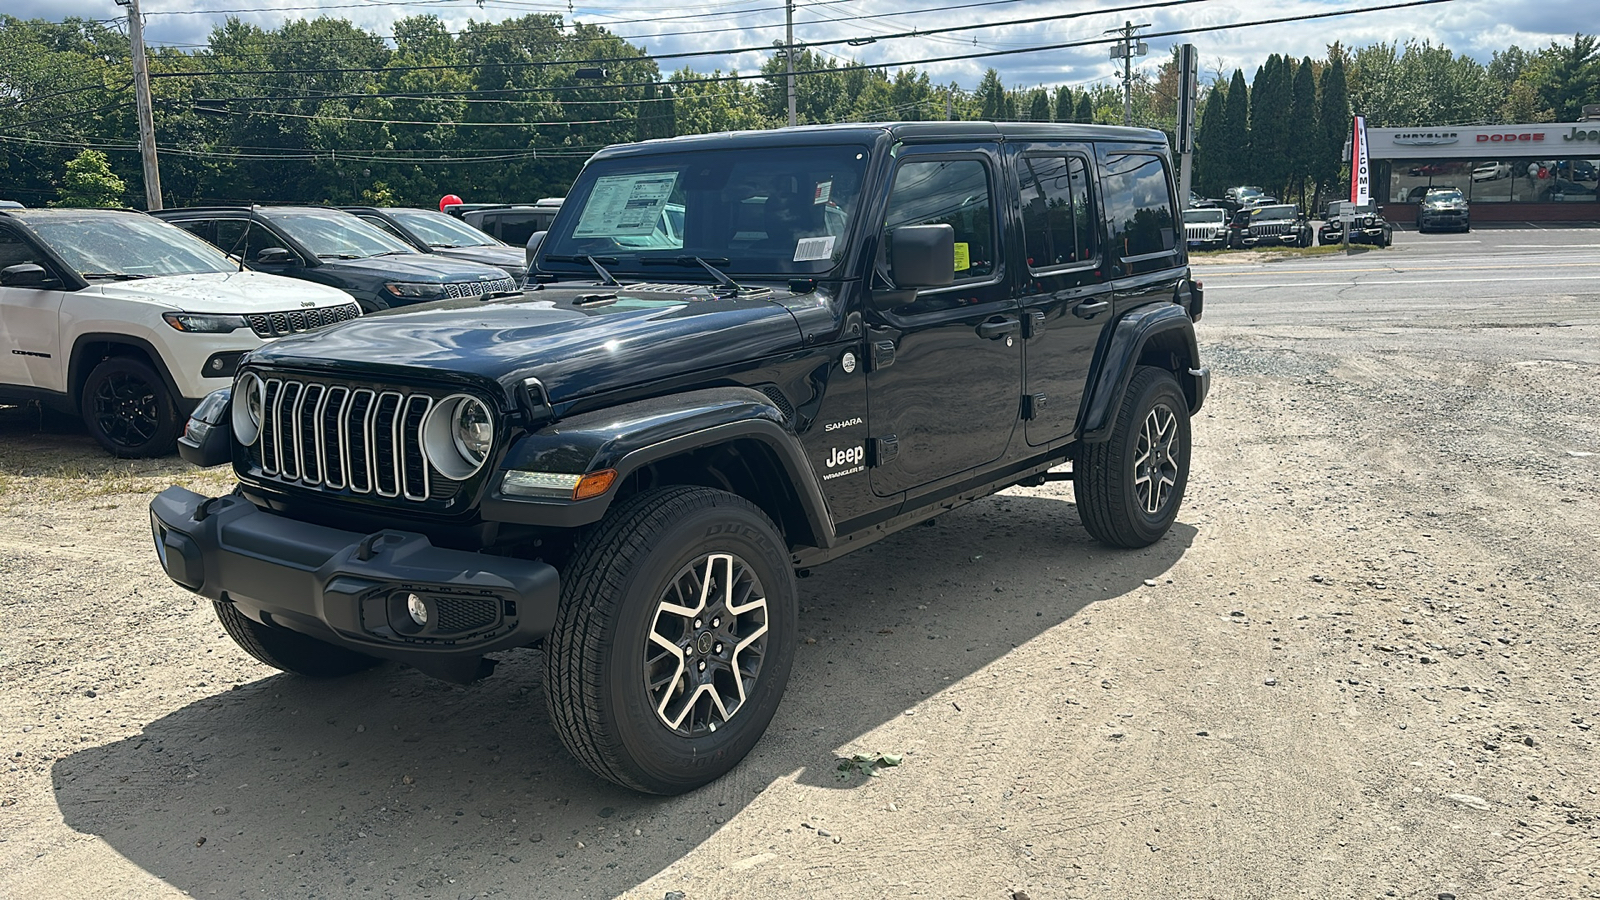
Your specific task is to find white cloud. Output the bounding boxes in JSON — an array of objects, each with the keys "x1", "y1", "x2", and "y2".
[{"x1": 7, "y1": 0, "x2": 1584, "y2": 93}]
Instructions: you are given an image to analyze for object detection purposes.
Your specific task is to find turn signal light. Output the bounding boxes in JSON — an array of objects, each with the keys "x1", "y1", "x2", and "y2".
[{"x1": 574, "y1": 469, "x2": 617, "y2": 500}]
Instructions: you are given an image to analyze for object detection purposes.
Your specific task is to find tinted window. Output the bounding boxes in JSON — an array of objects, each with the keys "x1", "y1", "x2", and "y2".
[
  {"x1": 0, "y1": 229, "x2": 45, "y2": 271},
  {"x1": 1102, "y1": 154, "x2": 1178, "y2": 261},
  {"x1": 213, "y1": 219, "x2": 272, "y2": 262},
  {"x1": 884, "y1": 158, "x2": 995, "y2": 283},
  {"x1": 1018, "y1": 155, "x2": 1097, "y2": 269},
  {"x1": 1251, "y1": 205, "x2": 1298, "y2": 219}
]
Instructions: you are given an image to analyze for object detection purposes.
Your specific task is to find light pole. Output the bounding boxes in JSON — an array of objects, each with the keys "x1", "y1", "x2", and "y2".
[
  {"x1": 116, "y1": 0, "x2": 162, "y2": 210},
  {"x1": 1106, "y1": 20, "x2": 1149, "y2": 127}
]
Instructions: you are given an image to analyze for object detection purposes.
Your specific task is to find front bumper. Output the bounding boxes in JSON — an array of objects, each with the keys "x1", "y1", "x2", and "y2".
[
  {"x1": 149, "y1": 486, "x2": 560, "y2": 682},
  {"x1": 1239, "y1": 232, "x2": 1301, "y2": 247}
]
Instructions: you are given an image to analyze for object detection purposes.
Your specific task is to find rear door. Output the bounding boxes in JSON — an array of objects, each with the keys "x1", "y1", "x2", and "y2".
[
  {"x1": 865, "y1": 144, "x2": 1022, "y2": 498},
  {"x1": 0, "y1": 224, "x2": 68, "y2": 393},
  {"x1": 1008, "y1": 143, "x2": 1114, "y2": 446}
]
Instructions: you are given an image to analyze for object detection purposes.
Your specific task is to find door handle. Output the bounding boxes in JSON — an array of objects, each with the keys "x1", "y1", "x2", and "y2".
[
  {"x1": 976, "y1": 317, "x2": 1020, "y2": 340},
  {"x1": 1072, "y1": 300, "x2": 1110, "y2": 319}
]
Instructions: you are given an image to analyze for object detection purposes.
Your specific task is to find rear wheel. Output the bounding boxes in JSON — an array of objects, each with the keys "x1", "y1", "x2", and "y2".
[
  {"x1": 544, "y1": 486, "x2": 797, "y2": 794},
  {"x1": 80, "y1": 356, "x2": 180, "y2": 458},
  {"x1": 1076, "y1": 367, "x2": 1191, "y2": 548},
  {"x1": 213, "y1": 601, "x2": 383, "y2": 677}
]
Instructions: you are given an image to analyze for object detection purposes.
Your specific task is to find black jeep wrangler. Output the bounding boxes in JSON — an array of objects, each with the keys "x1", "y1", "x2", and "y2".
[{"x1": 150, "y1": 122, "x2": 1208, "y2": 795}]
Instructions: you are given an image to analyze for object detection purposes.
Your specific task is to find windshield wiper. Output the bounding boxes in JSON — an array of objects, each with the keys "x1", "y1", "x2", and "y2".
[
  {"x1": 544, "y1": 254, "x2": 621, "y2": 286},
  {"x1": 640, "y1": 256, "x2": 741, "y2": 292},
  {"x1": 80, "y1": 272, "x2": 147, "y2": 281},
  {"x1": 316, "y1": 253, "x2": 364, "y2": 260}
]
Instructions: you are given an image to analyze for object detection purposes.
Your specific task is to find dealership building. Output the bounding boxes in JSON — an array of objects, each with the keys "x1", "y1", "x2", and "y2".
[{"x1": 1370, "y1": 121, "x2": 1600, "y2": 223}]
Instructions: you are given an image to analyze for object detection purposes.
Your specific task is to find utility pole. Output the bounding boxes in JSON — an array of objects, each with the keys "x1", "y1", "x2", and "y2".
[
  {"x1": 785, "y1": 0, "x2": 796, "y2": 127},
  {"x1": 1175, "y1": 43, "x2": 1198, "y2": 203},
  {"x1": 117, "y1": 0, "x2": 162, "y2": 210},
  {"x1": 1106, "y1": 20, "x2": 1149, "y2": 127}
]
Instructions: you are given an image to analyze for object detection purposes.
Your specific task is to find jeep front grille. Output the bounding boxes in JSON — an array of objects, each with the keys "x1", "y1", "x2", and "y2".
[
  {"x1": 443, "y1": 276, "x2": 517, "y2": 299},
  {"x1": 1252, "y1": 223, "x2": 1290, "y2": 236},
  {"x1": 257, "y1": 378, "x2": 442, "y2": 502},
  {"x1": 246, "y1": 302, "x2": 362, "y2": 339}
]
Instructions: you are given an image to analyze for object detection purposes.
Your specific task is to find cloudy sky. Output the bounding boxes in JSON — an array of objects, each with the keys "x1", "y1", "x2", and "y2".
[{"x1": 10, "y1": 0, "x2": 1586, "y2": 93}]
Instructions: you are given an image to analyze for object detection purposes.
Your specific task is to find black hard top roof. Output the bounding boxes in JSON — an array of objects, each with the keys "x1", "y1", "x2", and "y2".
[{"x1": 591, "y1": 121, "x2": 1168, "y2": 160}]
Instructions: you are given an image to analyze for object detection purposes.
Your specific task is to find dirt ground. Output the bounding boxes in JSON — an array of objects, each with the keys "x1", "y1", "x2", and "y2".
[{"x1": 3, "y1": 275, "x2": 1598, "y2": 899}]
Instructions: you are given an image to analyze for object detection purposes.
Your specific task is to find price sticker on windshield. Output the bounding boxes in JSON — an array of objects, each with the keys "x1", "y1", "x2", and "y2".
[{"x1": 953, "y1": 242, "x2": 971, "y2": 272}]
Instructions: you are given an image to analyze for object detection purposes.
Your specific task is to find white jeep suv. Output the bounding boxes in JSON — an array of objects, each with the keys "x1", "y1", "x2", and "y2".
[{"x1": 0, "y1": 208, "x2": 360, "y2": 457}]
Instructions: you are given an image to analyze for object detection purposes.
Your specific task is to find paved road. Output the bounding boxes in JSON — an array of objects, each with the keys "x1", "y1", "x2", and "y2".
[{"x1": 1198, "y1": 227, "x2": 1600, "y2": 328}]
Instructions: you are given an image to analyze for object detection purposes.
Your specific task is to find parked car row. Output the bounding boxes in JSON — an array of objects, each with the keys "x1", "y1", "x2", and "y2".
[{"x1": 0, "y1": 204, "x2": 524, "y2": 457}]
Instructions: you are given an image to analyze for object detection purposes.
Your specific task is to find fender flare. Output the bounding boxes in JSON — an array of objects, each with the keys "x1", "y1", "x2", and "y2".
[
  {"x1": 1079, "y1": 304, "x2": 1206, "y2": 443},
  {"x1": 480, "y1": 386, "x2": 835, "y2": 547},
  {"x1": 68, "y1": 331, "x2": 192, "y2": 415}
]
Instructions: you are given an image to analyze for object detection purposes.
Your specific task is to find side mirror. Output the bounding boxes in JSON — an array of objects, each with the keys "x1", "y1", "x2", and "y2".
[
  {"x1": 525, "y1": 230, "x2": 546, "y2": 270},
  {"x1": 176, "y1": 386, "x2": 234, "y2": 467},
  {"x1": 1, "y1": 263, "x2": 52, "y2": 287},
  {"x1": 888, "y1": 224, "x2": 955, "y2": 290},
  {"x1": 255, "y1": 247, "x2": 297, "y2": 265}
]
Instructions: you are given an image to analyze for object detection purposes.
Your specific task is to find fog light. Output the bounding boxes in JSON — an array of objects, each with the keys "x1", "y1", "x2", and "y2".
[{"x1": 406, "y1": 593, "x2": 428, "y2": 626}]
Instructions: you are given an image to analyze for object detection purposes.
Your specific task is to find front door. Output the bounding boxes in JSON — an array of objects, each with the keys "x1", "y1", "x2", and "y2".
[
  {"x1": 0, "y1": 226, "x2": 67, "y2": 393},
  {"x1": 865, "y1": 147, "x2": 1022, "y2": 498}
]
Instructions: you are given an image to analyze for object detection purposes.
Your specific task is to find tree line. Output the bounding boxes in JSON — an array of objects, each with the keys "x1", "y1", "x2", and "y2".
[{"x1": 1, "y1": 13, "x2": 1595, "y2": 210}]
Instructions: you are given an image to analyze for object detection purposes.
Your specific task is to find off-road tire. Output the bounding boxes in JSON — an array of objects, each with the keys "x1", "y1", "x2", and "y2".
[
  {"x1": 80, "y1": 356, "x2": 180, "y2": 458},
  {"x1": 213, "y1": 601, "x2": 383, "y2": 677},
  {"x1": 544, "y1": 486, "x2": 797, "y2": 795},
  {"x1": 1075, "y1": 366, "x2": 1191, "y2": 549}
]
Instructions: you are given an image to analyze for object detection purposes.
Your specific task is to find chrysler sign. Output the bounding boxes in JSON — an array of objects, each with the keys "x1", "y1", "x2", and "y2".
[{"x1": 1392, "y1": 131, "x2": 1459, "y2": 145}]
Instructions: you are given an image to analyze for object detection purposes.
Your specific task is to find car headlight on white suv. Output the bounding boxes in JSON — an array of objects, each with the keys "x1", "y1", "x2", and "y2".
[{"x1": 163, "y1": 312, "x2": 249, "y2": 333}]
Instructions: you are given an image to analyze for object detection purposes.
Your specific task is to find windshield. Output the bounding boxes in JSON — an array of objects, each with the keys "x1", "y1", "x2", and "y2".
[
  {"x1": 386, "y1": 209, "x2": 499, "y2": 248},
  {"x1": 1183, "y1": 209, "x2": 1224, "y2": 224},
  {"x1": 267, "y1": 209, "x2": 417, "y2": 259},
  {"x1": 1251, "y1": 205, "x2": 1297, "y2": 219},
  {"x1": 1426, "y1": 189, "x2": 1464, "y2": 203},
  {"x1": 25, "y1": 212, "x2": 235, "y2": 278},
  {"x1": 542, "y1": 144, "x2": 869, "y2": 276}
]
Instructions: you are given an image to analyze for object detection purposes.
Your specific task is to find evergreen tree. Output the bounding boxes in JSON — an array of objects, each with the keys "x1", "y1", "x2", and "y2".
[
  {"x1": 1316, "y1": 54, "x2": 1351, "y2": 206},
  {"x1": 977, "y1": 69, "x2": 1007, "y2": 120},
  {"x1": 1193, "y1": 82, "x2": 1229, "y2": 197},
  {"x1": 1075, "y1": 92, "x2": 1093, "y2": 124},
  {"x1": 1028, "y1": 88, "x2": 1051, "y2": 122},
  {"x1": 1289, "y1": 57, "x2": 1318, "y2": 208},
  {"x1": 1221, "y1": 69, "x2": 1250, "y2": 188},
  {"x1": 1250, "y1": 55, "x2": 1292, "y2": 200},
  {"x1": 1054, "y1": 85, "x2": 1074, "y2": 123}
]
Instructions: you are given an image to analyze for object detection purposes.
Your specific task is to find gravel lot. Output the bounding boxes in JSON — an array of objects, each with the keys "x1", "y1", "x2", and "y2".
[{"x1": 3, "y1": 230, "x2": 1598, "y2": 899}]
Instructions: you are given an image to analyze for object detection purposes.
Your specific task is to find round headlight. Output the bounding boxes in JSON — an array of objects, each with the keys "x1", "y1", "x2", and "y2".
[
  {"x1": 233, "y1": 371, "x2": 263, "y2": 446},
  {"x1": 422, "y1": 394, "x2": 494, "y2": 480},
  {"x1": 453, "y1": 397, "x2": 493, "y2": 468}
]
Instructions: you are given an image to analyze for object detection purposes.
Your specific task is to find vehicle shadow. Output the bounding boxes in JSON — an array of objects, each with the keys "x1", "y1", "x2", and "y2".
[{"x1": 51, "y1": 492, "x2": 1194, "y2": 899}]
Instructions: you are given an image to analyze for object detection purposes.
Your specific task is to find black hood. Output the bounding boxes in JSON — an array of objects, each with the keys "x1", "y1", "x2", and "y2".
[
  {"x1": 432, "y1": 245, "x2": 528, "y2": 273},
  {"x1": 316, "y1": 253, "x2": 512, "y2": 283},
  {"x1": 248, "y1": 282, "x2": 817, "y2": 403}
]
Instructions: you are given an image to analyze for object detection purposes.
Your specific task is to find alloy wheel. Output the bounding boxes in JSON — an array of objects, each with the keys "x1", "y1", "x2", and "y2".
[
  {"x1": 1132, "y1": 402, "x2": 1180, "y2": 517},
  {"x1": 91, "y1": 372, "x2": 159, "y2": 450},
  {"x1": 644, "y1": 552, "x2": 770, "y2": 737}
]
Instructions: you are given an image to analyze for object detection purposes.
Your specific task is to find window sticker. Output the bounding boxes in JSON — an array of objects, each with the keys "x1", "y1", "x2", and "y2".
[
  {"x1": 952, "y1": 242, "x2": 971, "y2": 272},
  {"x1": 793, "y1": 235, "x2": 836, "y2": 262},
  {"x1": 573, "y1": 173, "x2": 679, "y2": 237},
  {"x1": 813, "y1": 180, "x2": 834, "y2": 205}
]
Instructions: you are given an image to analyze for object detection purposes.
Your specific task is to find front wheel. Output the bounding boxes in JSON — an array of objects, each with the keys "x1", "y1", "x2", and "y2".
[
  {"x1": 80, "y1": 356, "x2": 180, "y2": 458},
  {"x1": 544, "y1": 486, "x2": 797, "y2": 794},
  {"x1": 1075, "y1": 366, "x2": 1192, "y2": 548}
]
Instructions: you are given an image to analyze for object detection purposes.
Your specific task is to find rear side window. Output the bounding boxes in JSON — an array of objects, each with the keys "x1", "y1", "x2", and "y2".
[
  {"x1": 1018, "y1": 154, "x2": 1097, "y2": 269},
  {"x1": 884, "y1": 158, "x2": 996, "y2": 283},
  {"x1": 1101, "y1": 153, "x2": 1178, "y2": 266}
]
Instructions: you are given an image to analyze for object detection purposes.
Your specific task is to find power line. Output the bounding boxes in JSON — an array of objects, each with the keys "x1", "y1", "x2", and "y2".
[{"x1": 151, "y1": 0, "x2": 1225, "y2": 79}]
